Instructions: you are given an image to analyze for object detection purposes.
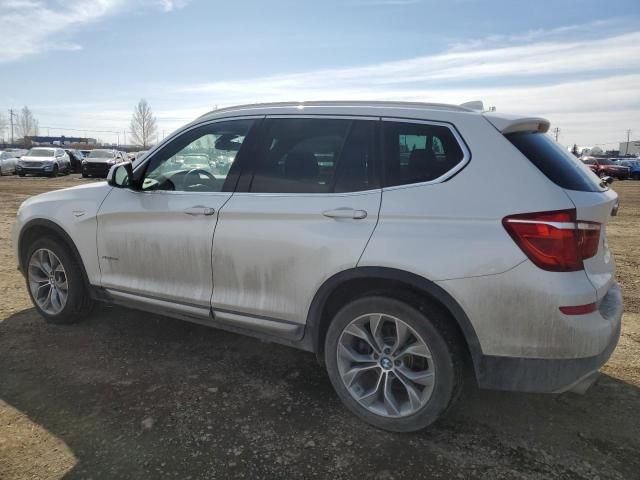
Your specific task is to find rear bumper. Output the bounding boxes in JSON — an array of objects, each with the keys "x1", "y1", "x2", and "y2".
[{"x1": 475, "y1": 282, "x2": 623, "y2": 393}]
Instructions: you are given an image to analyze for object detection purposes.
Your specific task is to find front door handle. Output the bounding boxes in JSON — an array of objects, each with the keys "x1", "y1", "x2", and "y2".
[
  {"x1": 183, "y1": 206, "x2": 216, "y2": 216},
  {"x1": 322, "y1": 207, "x2": 367, "y2": 220}
]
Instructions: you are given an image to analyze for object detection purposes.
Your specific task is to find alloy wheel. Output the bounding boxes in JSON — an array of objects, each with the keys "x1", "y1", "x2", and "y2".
[
  {"x1": 337, "y1": 313, "x2": 435, "y2": 418},
  {"x1": 28, "y1": 248, "x2": 68, "y2": 315}
]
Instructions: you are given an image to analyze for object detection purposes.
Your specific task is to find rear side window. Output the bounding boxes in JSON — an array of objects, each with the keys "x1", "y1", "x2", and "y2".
[
  {"x1": 250, "y1": 118, "x2": 378, "y2": 193},
  {"x1": 506, "y1": 132, "x2": 604, "y2": 192},
  {"x1": 383, "y1": 121, "x2": 465, "y2": 187}
]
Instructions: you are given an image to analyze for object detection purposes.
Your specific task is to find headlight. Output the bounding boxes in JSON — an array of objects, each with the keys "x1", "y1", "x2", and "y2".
[{"x1": 82, "y1": 159, "x2": 87, "y2": 165}]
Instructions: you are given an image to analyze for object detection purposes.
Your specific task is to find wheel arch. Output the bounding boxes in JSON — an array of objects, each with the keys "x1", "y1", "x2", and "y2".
[
  {"x1": 18, "y1": 218, "x2": 91, "y2": 288},
  {"x1": 304, "y1": 267, "x2": 483, "y2": 377}
]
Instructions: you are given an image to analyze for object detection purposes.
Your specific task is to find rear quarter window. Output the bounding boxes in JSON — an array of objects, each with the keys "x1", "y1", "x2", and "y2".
[{"x1": 506, "y1": 132, "x2": 604, "y2": 192}]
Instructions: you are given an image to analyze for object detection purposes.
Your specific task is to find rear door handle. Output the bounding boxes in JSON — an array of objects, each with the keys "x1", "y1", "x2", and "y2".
[
  {"x1": 183, "y1": 206, "x2": 216, "y2": 216},
  {"x1": 322, "y1": 208, "x2": 367, "y2": 220}
]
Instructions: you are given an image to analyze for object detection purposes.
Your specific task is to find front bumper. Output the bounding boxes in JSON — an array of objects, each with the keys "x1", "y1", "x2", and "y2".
[
  {"x1": 16, "y1": 164, "x2": 56, "y2": 175},
  {"x1": 82, "y1": 162, "x2": 113, "y2": 177},
  {"x1": 475, "y1": 282, "x2": 623, "y2": 393}
]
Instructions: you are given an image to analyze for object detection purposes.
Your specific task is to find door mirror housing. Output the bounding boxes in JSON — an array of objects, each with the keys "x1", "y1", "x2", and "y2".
[{"x1": 107, "y1": 161, "x2": 134, "y2": 188}]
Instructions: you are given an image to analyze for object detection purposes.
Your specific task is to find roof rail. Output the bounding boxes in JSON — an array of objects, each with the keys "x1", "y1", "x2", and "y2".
[{"x1": 198, "y1": 100, "x2": 475, "y2": 118}]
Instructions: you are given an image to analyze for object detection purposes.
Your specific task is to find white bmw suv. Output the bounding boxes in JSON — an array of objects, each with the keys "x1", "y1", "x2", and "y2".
[{"x1": 13, "y1": 101, "x2": 623, "y2": 432}]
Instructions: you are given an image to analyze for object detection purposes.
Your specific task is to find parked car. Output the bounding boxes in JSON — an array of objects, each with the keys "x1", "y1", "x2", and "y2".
[
  {"x1": 81, "y1": 149, "x2": 126, "y2": 178},
  {"x1": 16, "y1": 147, "x2": 71, "y2": 177},
  {"x1": 581, "y1": 156, "x2": 630, "y2": 179},
  {"x1": 13, "y1": 101, "x2": 622, "y2": 432},
  {"x1": 65, "y1": 149, "x2": 85, "y2": 173},
  {"x1": 616, "y1": 159, "x2": 640, "y2": 180},
  {"x1": 0, "y1": 150, "x2": 19, "y2": 175},
  {"x1": 5, "y1": 148, "x2": 28, "y2": 158}
]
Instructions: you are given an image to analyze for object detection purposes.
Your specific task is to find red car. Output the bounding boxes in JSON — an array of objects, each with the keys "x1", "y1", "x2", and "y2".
[{"x1": 582, "y1": 156, "x2": 630, "y2": 180}]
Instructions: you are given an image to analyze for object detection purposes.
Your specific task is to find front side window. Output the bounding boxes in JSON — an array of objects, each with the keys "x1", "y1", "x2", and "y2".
[
  {"x1": 141, "y1": 119, "x2": 254, "y2": 192},
  {"x1": 249, "y1": 118, "x2": 378, "y2": 194},
  {"x1": 383, "y1": 121, "x2": 465, "y2": 187}
]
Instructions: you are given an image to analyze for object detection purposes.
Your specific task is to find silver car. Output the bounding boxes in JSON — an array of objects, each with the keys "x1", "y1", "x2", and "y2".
[
  {"x1": 13, "y1": 101, "x2": 623, "y2": 432},
  {"x1": 0, "y1": 150, "x2": 19, "y2": 175}
]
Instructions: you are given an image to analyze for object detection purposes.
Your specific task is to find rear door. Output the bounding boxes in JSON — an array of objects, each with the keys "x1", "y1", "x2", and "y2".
[{"x1": 210, "y1": 116, "x2": 381, "y2": 332}]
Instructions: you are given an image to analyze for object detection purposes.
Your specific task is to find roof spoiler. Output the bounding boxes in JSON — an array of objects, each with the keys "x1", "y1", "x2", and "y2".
[{"x1": 483, "y1": 112, "x2": 551, "y2": 134}]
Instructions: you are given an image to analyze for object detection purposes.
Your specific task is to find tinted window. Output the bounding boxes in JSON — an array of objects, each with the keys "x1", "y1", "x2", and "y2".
[
  {"x1": 383, "y1": 121, "x2": 465, "y2": 187},
  {"x1": 507, "y1": 132, "x2": 604, "y2": 192},
  {"x1": 250, "y1": 118, "x2": 378, "y2": 193},
  {"x1": 142, "y1": 119, "x2": 254, "y2": 192}
]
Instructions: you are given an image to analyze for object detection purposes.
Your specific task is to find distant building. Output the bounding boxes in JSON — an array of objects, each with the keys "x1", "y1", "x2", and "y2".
[
  {"x1": 27, "y1": 135, "x2": 97, "y2": 146},
  {"x1": 619, "y1": 140, "x2": 640, "y2": 156}
]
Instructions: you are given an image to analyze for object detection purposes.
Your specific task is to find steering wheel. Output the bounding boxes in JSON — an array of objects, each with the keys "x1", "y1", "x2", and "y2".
[{"x1": 183, "y1": 168, "x2": 216, "y2": 190}]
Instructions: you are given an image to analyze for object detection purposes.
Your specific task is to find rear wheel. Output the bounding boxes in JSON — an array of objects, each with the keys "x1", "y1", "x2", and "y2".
[
  {"x1": 325, "y1": 296, "x2": 462, "y2": 432},
  {"x1": 25, "y1": 238, "x2": 93, "y2": 324}
]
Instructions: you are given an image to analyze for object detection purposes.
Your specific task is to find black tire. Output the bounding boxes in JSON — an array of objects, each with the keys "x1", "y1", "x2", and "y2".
[
  {"x1": 50, "y1": 164, "x2": 59, "y2": 178},
  {"x1": 325, "y1": 296, "x2": 463, "y2": 432},
  {"x1": 24, "y1": 237, "x2": 94, "y2": 324},
  {"x1": 18, "y1": 173, "x2": 25, "y2": 177},
  {"x1": 82, "y1": 172, "x2": 88, "y2": 178}
]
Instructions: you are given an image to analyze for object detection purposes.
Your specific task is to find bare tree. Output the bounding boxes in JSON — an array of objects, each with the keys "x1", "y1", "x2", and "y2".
[
  {"x1": 16, "y1": 106, "x2": 39, "y2": 139},
  {"x1": 129, "y1": 99, "x2": 158, "y2": 148}
]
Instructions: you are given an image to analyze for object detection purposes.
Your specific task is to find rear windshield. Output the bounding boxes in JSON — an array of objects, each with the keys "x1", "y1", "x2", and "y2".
[{"x1": 506, "y1": 132, "x2": 604, "y2": 192}]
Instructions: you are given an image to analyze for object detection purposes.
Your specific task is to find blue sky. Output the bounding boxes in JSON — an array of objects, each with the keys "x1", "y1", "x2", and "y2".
[{"x1": 0, "y1": 0, "x2": 639, "y2": 148}]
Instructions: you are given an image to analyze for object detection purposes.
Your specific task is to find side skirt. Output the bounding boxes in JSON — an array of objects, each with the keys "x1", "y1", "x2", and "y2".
[{"x1": 94, "y1": 287, "x2": 314, "y2": 352}]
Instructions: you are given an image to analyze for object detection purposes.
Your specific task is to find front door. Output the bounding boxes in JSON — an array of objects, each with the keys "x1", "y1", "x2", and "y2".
[
  {"x1": 97, "y1": 118, "x2": 258, "y2": 314},
  {"x1": 211, "y1": 117, "x2": 381, "y2": 333}
]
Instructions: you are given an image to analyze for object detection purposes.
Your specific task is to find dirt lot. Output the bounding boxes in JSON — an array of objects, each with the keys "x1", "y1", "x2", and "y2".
[{"x1": 1, "y1": 174, "x2": 639, "y2": 480}]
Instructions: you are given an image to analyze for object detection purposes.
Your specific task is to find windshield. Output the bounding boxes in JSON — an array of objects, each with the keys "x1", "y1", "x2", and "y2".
[
  {"x1": 88, "y1": 150, "x2": 115, "y2": 158},
  {"x1": 27, "y1": 149, "x2": 55, "y2": 157}
]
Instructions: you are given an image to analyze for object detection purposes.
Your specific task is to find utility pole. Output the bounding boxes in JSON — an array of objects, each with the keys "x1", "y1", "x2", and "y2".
[
  {"x1": 625, "y1": 129, "x2": 632, "y2": 155},
  {"x1": 8, "y1": 109, "x2": 17, "y2": 145},
  {"x1": 552, "y1": 127, "x2": 560, "y2": 142}
]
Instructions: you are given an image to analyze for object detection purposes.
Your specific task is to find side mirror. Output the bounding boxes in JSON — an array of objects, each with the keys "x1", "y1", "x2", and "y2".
[
  {"x1": 603, "y1": 176, "x2": 614, "y2": 185},
  {"x1": 107, "y1": 161, "x2": 134, "y2": 188}
]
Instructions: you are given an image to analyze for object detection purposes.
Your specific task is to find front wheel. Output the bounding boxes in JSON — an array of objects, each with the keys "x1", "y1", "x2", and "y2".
[
  {"x1": 50, "y1": 164, "x2": 59, "y2": 178},
  {"x1": 25, "y1": 238, "x2": 93, "y2": 324},
  {"x1": 325, "y1": 296, "x2": 462, "y2": 432}
]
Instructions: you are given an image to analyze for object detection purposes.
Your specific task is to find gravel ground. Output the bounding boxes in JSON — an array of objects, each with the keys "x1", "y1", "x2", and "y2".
[{"x1": 1, "y1": 174, "x2": 639, "y2": 480}]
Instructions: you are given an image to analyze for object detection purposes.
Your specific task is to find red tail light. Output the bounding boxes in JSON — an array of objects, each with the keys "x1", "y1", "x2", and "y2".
[
  {"x1": 559, "y1": 303, "x2": 597, "y2": 315},
  {"x1": 502, "y1": 209, "x2": 601, "y2": 272}
]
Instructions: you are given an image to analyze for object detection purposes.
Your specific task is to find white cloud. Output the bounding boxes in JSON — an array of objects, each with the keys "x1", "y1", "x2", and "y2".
[
  {"x1": 180, "y1": 32, "x2": 640, "y2": 95},
  {"x1": 0, "y1": 0, "x2": 189, "y2": 63},
  {"x1": 168, "y1": 31, "x2": 640, "y2": 147}
]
